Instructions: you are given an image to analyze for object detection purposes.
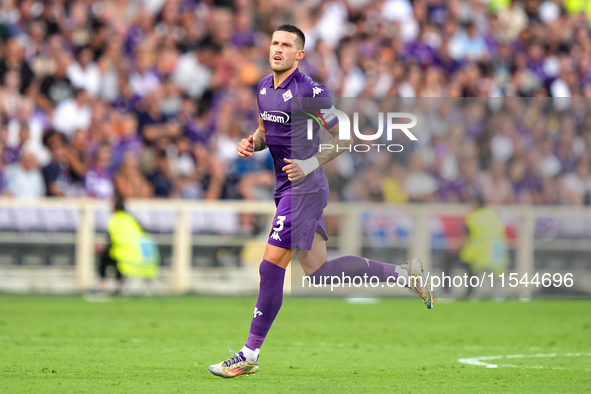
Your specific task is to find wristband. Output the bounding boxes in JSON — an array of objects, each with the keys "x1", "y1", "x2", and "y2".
[{"x1": 293, "y1": 157, "x2": 320, "y2": 177}]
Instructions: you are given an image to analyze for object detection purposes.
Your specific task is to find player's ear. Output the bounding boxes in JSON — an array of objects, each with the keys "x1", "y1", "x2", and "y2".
[{"x1": 296, "y1": 50, "x2": 305, "y2": 61}]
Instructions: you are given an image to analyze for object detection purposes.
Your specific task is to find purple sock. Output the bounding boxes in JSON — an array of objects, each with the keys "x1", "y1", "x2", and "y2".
[
  {"x1": 245, "y1": 260, "x2": 285, "y2": 351},
  {"x1": 309, "y1": 255, "x2": 399, "y2": 283}
]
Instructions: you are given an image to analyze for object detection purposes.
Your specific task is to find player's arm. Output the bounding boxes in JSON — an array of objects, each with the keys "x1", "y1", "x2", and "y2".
[
  {"x1": 283, "y1": 122, "x2": 350, "y2": 182},
  {"x1": 253, "y1": 117, "x2": 267, "y2": 151},
  {"x1": 237, "y1": 117, "x2": 267, "y2": 157},
  {"x1": 314, "y1": 122, "x2": 349, "y2": 166}
]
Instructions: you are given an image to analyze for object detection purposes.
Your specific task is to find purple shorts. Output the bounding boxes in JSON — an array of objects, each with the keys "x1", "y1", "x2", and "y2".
[{"x1": 267, "y1": 188, "x2": 329, "y2": 251}]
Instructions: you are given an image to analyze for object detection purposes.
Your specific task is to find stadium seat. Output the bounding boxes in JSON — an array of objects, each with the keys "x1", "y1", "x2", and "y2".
[
  {"x1": 152, "y1": 209, "x2": 176, "y2": 234},
  {"x1": 12, "y1": 207, "x2": 43, "y2": 232},
  {"x1": 94, "y1": 209, "x2": 111, "y2": 233},
  {"x1": 38, "y1": 207, "x2": 78, "y2": 232},
  {"x1": 0, "y1": 207, "x2": 14, "y2": 231},
  {"x1": 128, "y1": 208, "x2": 153, "y2": 232},
  {"x1": 211, "y1": 211, "x2": 239, "y2": 235},
  {"x1": 190, "y1": 210, "x2": 206, "y2": 234}
]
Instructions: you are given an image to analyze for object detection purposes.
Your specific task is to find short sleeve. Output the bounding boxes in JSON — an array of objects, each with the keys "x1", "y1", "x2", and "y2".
[{"x1": 303, "y1": 83, "x2": 339, "y2": 129}]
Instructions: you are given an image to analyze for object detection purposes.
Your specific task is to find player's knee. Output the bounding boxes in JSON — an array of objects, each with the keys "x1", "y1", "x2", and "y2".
[{"x1": 262, "y1": 244, "x2": 292, "y2": 268}]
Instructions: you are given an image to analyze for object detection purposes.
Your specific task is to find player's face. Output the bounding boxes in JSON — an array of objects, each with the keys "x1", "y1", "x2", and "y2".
[{"x1": 269, "y1": 31, "x2": 304, "y2": 72}]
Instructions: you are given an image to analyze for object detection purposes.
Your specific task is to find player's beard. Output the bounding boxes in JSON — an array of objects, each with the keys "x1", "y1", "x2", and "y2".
[{"x1": 269, "y1": 55, "x2": 296, "y2": 73}]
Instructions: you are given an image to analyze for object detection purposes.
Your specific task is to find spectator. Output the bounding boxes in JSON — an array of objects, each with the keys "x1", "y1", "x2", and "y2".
[
  {"x1": 4, "y1": 150, "x2": 44, "y2": 198},
  {"x1": 84, "y1": 144, "x2": 114, "y2": 200},
  {"x1": 0, "y1": 70, "x2": 24, "y2": 117},
  {"x1": 404, "y1": 152, "x2": 437, "y2": 203},
  {"x1": 97, "y1": 37, "x2": 125, "y2": 102},
  {"x1": 0, "y1": 37, "x2": 35, "y2": 95},
  {"x1": 41, "y1": 131, "x2": 71, "y2": 197},
  {"x1": 129, "y1": 46, "x2": 161, "y2": 98},
  {"x1": 2, "y1": 120, "x2": 27, "y2": 165},
  {"x1": 52, "y1": 88, "x2": 92, "y2": 138},
  {"x1": 136, "y1": 88, "x2": 180, "y2": 147},
  {"x1": 562, "y1": 159, "x2": 591, "y2": 206},
  {"x1": 497, "y1": 1, "x2": 528, "y2": 42},
  {"x1": 66, "y1": 129, "x2": 88, "y2": 186},
  {"x1": 146, "y1": 149, "x2": 176, "y2": 198},
  {"x1": 172, "y1": 42, "x2": 216, "y2": 99},
  {"x1": 449, "y1": 22, "x2": 489, "y2": 61},
  {"x1": 171, "y1": 136, "x2": 202, "y2": 199},
  {"x1": 67, "y1": 45, "x2": 101, "y2": 97},
  {"x1": 111, "y1": 112, "x2": 142, "y2": 172},
  {"x1": 434, "y1": 40, "x2": 463, "y2": 78},
  {"x1": 114, "y1": 152, "x2": 153, "y2": 199},
  {"x1": 6, "y1": 99, "x2": 49, "y2": 166},
  {"x1": 36, "y1": 54, "x2": 74, "y2": 114},
  {"x1": 111, "y1": 59, "x2": 140, "y2": 113},
  {"x1": 480, "y1": 161, "x2": 515, "y2": 205},
  {"x1": 382, "y1": 163, "x2": 409, "y2": 203}
]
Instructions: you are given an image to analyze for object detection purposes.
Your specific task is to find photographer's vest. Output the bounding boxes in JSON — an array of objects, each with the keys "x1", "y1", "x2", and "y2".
[
  {"x1": 460, "y1": 208, "x2": 509, "y2": 275},
  {"x1": 108, "y1": 211, "x2": 159, "y2": 278}
]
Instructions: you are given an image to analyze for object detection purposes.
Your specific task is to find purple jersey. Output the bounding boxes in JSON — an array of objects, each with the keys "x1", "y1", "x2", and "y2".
[
  {"x1": 84, "y1": 168, "x2": 114, "y2": 200},
  {"x1": 257, "y1": 68, "x2": 337, "y2": 197}
]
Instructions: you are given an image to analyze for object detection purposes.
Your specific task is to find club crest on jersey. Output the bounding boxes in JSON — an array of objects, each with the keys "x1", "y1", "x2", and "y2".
[
  {"x1": 282, "y1": 89, "x2": 293, "y2": 102},
  {"x1": 260, "y1": 87, "x2": 267, "y2": 95}
]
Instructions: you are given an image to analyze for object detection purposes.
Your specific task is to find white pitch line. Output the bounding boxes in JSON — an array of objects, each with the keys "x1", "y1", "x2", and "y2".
[{"x1": 458, "y1": 353, "x2": 591, "y2": 371}]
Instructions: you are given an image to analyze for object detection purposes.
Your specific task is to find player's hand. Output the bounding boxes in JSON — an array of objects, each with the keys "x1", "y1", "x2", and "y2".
[
  {"x1": 282, "y1": 158, "x2": 304, "y2": 182},
  {"x1": 237, "y1": 135, "x2": 255, "y2": 157}
]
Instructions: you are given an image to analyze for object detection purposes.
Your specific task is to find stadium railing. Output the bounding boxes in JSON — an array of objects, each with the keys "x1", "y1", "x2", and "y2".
[{"x1": 0, "y1": 198, "x2": 590, "y2": 297}]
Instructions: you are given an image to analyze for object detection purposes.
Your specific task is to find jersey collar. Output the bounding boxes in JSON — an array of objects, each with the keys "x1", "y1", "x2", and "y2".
[{"x1": 271, "y1": 67, "x2": 301, "y2": 89}]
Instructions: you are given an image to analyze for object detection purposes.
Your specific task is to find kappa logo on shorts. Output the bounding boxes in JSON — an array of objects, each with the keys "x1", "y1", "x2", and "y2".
[{"x1": 270, "y1": 232, "x2": 282, "y2": 241}]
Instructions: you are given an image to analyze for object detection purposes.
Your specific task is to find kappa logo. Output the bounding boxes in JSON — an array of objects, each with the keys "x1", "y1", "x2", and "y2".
[
  {"x1": 282, "y1": 89, "x2": 293, "y2": 102},
  {"x1": 260, "y1": 87, "x2": 267, "y2": 95},
  {"x1": 270, "y1": 232, "x2": 282, "y2": 241},
  {"x1": 253, "y1": 307, "x2": 263, "y2": 318},
  {"x1": 312, "y1": 86, "x2": 323, "y2": 97}
]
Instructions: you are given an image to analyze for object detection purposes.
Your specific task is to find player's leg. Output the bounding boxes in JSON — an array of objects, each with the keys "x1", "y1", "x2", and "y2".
[
  {"x1": 294, "y1": 188, "x2": 409, "y2": 286},
  {"x1": 297, "y1": 231, "x2": 434, "y2": 309},
  {"x1": 293, "y1": 188, "x2": 405, "y2": 283},
  {"x1": 242, "y1": 243, "x2": 292, "y2": 355},
  {"x1": 296, "y1": 232, "x2": 326, "y2": 274},
  {"x1": 242, "y1": 196, "x2": 296, "y2": 355},
  {"x1": 208, "y1": 243, "x2": 291, "y2": 378},
  {"x1": 209, "y1": 196, "x2": 294, "y2": 378},
  {"x1": 297, "y1": 232, "x2": 406, "y2": 283}
]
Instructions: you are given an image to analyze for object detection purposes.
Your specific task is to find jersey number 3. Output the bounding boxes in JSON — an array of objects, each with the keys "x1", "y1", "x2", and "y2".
[{"x1": 273, "y1": 216, "x2": 286, "y2": 233}]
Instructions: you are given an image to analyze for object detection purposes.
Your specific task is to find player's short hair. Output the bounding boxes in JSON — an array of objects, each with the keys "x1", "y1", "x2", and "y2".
[{"x1": 274, "y1": 24, "x2": 305, "y2": 50}]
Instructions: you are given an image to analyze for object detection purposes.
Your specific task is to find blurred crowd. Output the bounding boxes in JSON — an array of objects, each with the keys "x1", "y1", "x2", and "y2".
[
  {"x1": 0, "y1": 0, "x2": 590, "y2": 206},
  {"x1": 326, "y1": 97, "x2": 591, "y2": 207}
]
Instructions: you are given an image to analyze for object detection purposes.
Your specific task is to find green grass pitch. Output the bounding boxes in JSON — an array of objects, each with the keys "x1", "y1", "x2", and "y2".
[{"x1": 0, "y1": 295, "x2": 589, "y2": 393}]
